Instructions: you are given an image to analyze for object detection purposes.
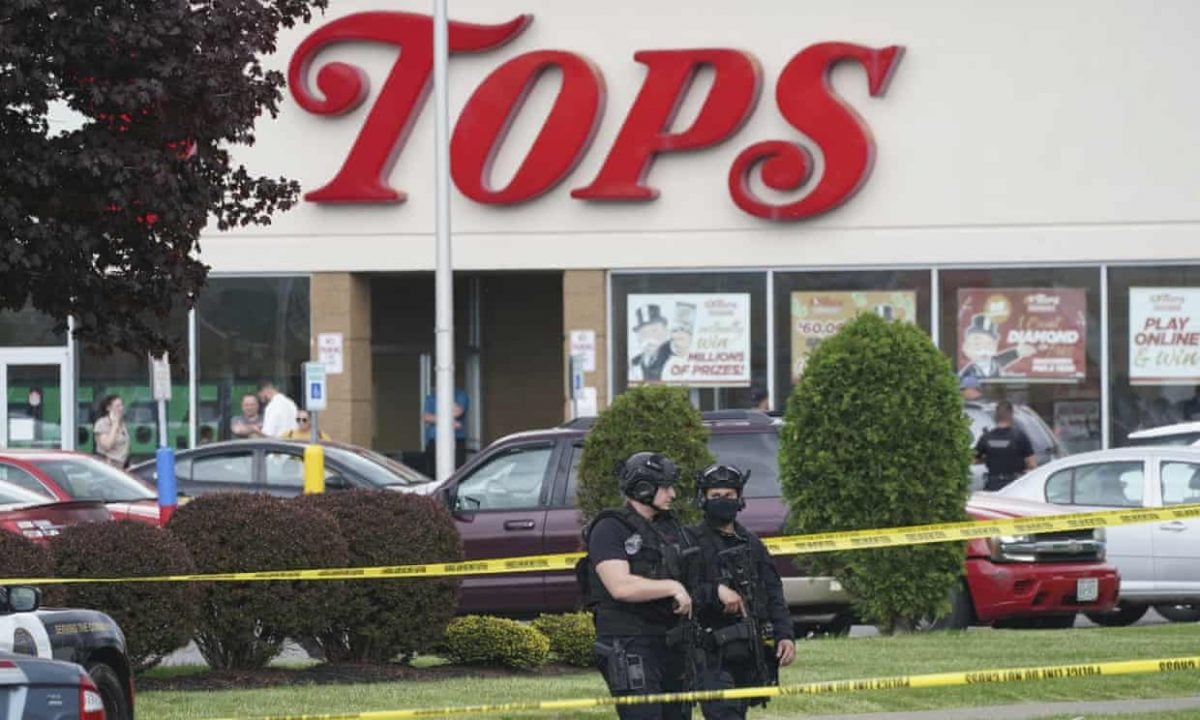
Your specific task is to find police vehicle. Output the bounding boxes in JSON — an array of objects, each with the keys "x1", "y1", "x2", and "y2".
[{"x1": 0, "y1": 585, "x2": 134, "y2": 719}]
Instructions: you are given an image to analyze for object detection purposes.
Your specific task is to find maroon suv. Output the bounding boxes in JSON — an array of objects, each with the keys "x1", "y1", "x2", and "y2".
[{"x1": 436, "y1": 411, "x2": 853, "y2": 632}]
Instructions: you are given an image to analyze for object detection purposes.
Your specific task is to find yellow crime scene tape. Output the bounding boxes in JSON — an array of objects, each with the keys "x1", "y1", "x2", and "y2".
[
  {"x1": 198, "y1": 655, "x2": 1200, "y2": 719},
  {"x1": 2, "y1": 502, "x2": 1198, "y2": 586}
]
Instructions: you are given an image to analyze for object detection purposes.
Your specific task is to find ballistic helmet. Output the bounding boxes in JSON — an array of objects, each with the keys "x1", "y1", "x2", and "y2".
[
  {"x1": 617, "y1": 452, "x2": 679, "y2": 505},
  {"x1": 695, "y1": 464, "x2": 749, "y2": 508}
]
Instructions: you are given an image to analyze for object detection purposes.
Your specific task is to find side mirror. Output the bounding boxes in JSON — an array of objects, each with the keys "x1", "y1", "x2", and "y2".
[{"x1": 1, "y1": 586, "x2": 41, "y2": 613}]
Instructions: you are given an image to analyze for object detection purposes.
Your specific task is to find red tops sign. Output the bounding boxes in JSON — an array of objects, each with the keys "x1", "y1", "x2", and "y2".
[{"x1": 288, "y1": 12, "x2": 903, "y2": 221}]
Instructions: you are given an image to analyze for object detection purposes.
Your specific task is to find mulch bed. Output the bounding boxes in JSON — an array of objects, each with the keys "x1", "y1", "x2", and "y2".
[{"x1": 140, "y1": 662, "x2": 589, "y2": 691}]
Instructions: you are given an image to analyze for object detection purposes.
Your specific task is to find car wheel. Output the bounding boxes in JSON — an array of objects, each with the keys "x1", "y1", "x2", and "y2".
[
  {"x1": 1154, "y1": 604, "x2": 1200, "y2": 623},
  {"x1": 87, "y1": 662, "x2": 131, "y2": 720},
  {"x1": 1085, "y1": 603, "x2": 1149, "y2": 627},
  {"x1": 913, "y1": 583, "x2": 972, "y2": 632}
]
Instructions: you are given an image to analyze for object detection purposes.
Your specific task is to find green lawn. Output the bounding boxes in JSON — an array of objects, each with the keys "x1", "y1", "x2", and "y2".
[{"x1": 142, "y1": 624, "x2": 1200, "y2": 719}]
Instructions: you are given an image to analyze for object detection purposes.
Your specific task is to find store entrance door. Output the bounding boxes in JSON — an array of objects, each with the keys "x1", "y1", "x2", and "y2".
[{"x1": 0, "y1": 347, "x2": 74, "y2": 450}]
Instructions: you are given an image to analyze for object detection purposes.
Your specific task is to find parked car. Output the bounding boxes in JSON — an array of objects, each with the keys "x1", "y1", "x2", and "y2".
[
  {"x1": 979, "y1": 445, "x2": 1200, "y2": 625},
  {"x1": 436, "y1": 410, "x2": 1117, "y2": 633},
  {"x1": 1126, "y1": 421, "x2": 1200, "y2": 447},
  {"x1": 965, "y1": 400, "x2": 1066, "y2": 491},
  {"x1": 0, "y1": 481, "x2": 113, "y2": 544},
  {"x1": 129, "y1": 439, "x2": 436, "y2": 498},
  {"x1": 0, "y1": 450, "x2": 161, "y2": 526},
  {"x1": 0, "y1": 649, "x2": 107, "y2": 719},
  {"x1": 0, "y1": 585, "x2": 134, "y2": 719}
]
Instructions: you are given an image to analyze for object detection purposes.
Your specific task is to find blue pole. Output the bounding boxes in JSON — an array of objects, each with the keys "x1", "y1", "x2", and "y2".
[{"x1": 156, "y1": 447, "x2": 177, "y2": 525}]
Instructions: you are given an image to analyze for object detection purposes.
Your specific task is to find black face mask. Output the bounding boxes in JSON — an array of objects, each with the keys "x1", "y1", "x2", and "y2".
[{"x1": 703, "y1": 497, "x2": 741, "y2": 524}]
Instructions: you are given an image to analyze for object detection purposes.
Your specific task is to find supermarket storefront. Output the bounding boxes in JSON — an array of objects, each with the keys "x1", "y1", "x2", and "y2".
[{"x1": 2, "y1": 0, "x2": 1199, "y2": 463}]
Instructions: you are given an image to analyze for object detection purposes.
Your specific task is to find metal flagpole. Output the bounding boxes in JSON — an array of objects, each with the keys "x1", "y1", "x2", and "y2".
[{"x1": 433, "y1": 0, "x2": 455, "y2": 482}]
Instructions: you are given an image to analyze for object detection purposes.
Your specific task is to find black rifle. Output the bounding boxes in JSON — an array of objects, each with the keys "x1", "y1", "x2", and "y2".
[
  {"x1": 717, "y1": 544, "x2": 772, "y2": 693},
  {"x1": 664, "y1": 544, "x2": 706, "y2": 698}
]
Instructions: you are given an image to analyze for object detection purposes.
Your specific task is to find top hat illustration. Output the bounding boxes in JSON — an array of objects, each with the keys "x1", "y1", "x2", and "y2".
[
  {"x1": 965, "y1": 313, "x2": 999, "y2": 339},
  {"x1": 633, "y1": 304, "x2": 667, "y2": 331}
]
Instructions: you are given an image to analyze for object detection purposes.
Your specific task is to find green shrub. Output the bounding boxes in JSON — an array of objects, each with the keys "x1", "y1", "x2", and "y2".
[
  {"x1": 0, "y1": 532, "x2": 64, "y2": 606},
  {"x1": 532, "y1": 612, "x2": 594, "y2": 667},
  {"x1": 294, "y1": 490, "x2": 463, "y2": 663},
  {"x1": 50, "y1": 521, "x2": 199, "y2": 672},
  {"x1": 167, "y1": 493, "x2": 350, "y2": 669},
  {"x1": 578, "y1": 385, "x2": 713, "y2": 524},
  {"x1": 444, "y1": 615, "x2": 550, "y2": 670},
  {"x1": 779, "y1": 313, "x2": 972, "y2": 633}
]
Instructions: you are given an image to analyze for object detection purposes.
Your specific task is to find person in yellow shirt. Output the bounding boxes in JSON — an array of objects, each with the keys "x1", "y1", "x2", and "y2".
[{"x1": 282, "y1": 411, "x2": 330, "y2": 441}]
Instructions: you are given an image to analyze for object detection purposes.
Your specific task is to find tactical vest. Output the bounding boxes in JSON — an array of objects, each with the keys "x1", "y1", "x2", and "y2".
[
  {"x1": 691, "y1": 521, "x2": 772, "y2": 629},
  {"x1": 580, "y1": 506, "x2": 691, "y2": 636}
]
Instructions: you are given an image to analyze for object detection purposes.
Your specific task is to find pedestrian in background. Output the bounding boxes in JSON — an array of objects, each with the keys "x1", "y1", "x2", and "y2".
[
  {"x1": 424, "y1": 387, "x2": 469, "y2": 473},
  {"x1": 258, "y1": 380, "x2": 298, "y2": 438},
  {"x1": 93, "y1": 394, "x2": 130, "y2": 469},
  {"x1": 282, "y1": 410, "x2": 330, "y2": 441}
]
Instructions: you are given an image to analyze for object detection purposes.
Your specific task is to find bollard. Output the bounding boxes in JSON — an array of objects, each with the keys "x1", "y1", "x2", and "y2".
[
  {"x1": 304, "y1": 444, "x2": 326, "y2": 494},
  {"x1": 155, "y1": 447, "x2": 177, "y2": 525}
]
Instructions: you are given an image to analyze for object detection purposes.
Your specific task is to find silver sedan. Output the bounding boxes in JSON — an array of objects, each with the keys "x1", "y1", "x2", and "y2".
[{"x1": 975, "y1": 446, "x2": 1200, "y2": 626}]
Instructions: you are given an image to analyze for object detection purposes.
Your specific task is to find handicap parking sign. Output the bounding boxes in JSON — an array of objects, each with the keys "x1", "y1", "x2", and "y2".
[{"x1": 303, "y1": 362, "x2": 327, "y2": 411}]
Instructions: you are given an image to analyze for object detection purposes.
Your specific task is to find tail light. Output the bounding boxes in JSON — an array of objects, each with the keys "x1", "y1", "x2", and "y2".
[{"x1": 79, "y1": 671, "x2": 106, "y2": 720}]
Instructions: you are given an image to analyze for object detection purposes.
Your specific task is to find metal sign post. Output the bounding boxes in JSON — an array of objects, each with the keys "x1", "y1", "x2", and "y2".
[{"x1": 149, "y1": 353, "x2": 172, "y2": 448}]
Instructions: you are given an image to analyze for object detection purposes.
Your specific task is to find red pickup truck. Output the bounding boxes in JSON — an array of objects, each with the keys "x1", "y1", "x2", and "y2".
[{"x1": 438, "y1": 411, "x2": 1118, "y2": 632}]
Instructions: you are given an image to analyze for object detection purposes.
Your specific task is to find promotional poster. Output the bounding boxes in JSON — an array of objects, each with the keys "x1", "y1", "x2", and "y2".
[
  {"x1": 627, "y1": 294, "x2": 751, "y2": 387},
  {"x1": 1129, "y1": 288, "x2": 1200, "y2": 385},
  {"x1": 790, "y1": 291, "x2": 918, "y2": 381},
  {"x1": 957, "y1": 288, "x2": 1087, "y2": 382}
]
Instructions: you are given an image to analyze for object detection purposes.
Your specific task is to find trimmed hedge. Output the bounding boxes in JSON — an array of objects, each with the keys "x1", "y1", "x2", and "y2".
[
  {"x1": 294, "y1": 490, "x2": 463, "y2": 663},
  {"x1": 444, "y1": 616, "x2": 550, "y2": 670},
  {"x1": 167, "y1": 493, "x2": 350, "y2": 669},
  {"x1": 50, "y1": 520, "x2": 199, "y2": 671},
  {"x1": 578, "y1": 385, "x2": 713, "y2": 524},
  {"x1": 780, "y1": 312, "x2": 972, "y2": 633},
  {"x1": 532, "y1": 612, "x2": 594, "y2": 667},
  {"x1": 0, "y1": 532, "x2": 64, "y2": 606}
]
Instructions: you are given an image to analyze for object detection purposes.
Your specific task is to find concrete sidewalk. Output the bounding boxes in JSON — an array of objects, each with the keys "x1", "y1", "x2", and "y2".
[{"x1": 777, "y1": 695, "x2": 1200, "y2": 719}]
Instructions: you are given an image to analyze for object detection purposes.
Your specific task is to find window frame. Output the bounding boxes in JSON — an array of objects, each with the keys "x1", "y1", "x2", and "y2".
[
  {"x1": 1044, "y1": 460, "x2": 1146, "y2": 508},
  {"x1": 453, "y1": 441, "x2": 559, "y2": 513}
]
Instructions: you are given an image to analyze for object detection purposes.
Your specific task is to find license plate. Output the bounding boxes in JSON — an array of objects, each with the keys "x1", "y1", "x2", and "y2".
[{"x1": 1077, "y1": 577, "x2": 1099, "y2": 602}]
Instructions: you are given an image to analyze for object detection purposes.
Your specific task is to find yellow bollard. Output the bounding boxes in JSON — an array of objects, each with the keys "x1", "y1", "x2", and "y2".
[{"x1": 303, "y1": 444, "x2": 326, "y2": 495}]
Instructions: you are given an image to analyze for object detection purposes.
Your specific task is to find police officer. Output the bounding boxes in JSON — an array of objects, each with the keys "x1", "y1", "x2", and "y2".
[
  {"x1": 975, "y1": 400, "x2": 1037, "y2": 491},
  {"x1": 583, "y1": 452, "x2": 696, "y2": 720},
  {"x1": 688, "y1": 464, "x2": 795, "y2": 720}
]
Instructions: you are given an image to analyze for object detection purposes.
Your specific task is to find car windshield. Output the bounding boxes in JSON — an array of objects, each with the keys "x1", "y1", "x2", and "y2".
[
  {"x1": 708, "y1": 431, "x2": 783, "y2": 498},
  {"x1": 30, "y1": 457, "x2": 156, "y2": 502},
  {"x1": 328, "y1": 446, "x2": 431, "y2": 487}
]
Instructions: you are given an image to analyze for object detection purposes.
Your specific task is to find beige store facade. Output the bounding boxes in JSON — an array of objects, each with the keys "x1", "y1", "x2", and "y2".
[{"x1": 4, "y1": 0, "x2": 1200, "y2": 466}]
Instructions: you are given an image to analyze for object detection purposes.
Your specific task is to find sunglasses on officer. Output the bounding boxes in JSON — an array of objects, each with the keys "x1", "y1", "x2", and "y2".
[{"x1": 296, "y1": 414, "x2": 310, "y2": 424}]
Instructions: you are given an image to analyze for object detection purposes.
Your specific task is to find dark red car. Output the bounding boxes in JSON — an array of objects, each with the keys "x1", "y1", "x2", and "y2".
[
  {"x1": 0, "y1": 451, "x2": 161, "y2": 527},
  {"x1": 0, "y1": 480, "x2": 113, "y2": 544}
]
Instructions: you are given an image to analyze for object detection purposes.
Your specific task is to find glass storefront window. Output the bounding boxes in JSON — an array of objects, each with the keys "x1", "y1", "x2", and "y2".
[
  {"x1": 773, "y1": 270, "x2": 932, "y2": 409},
  {"x1": 939, "y1": 267, "x2": 1103, "y2": 454},
  {"x1": 1108, "y1": 265, "x2": 1200, "y2": 446},
  {"x1": 611, "y1": 273, "x2": 766, "y2": 410},
  {"x1": 197, "y1": 276, "x2": 310, "y2": 442}
]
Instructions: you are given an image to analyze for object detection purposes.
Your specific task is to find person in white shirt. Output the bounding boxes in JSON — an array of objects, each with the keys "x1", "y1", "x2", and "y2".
[{"x1": 258, "y1": 380, "x2": 299, "y2": 438}]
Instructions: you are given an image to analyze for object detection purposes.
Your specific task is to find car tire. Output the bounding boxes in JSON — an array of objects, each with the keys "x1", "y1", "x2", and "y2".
[
  {"x1": 87, "y1": 662, "x2": 131, "y2": 720},
  {"x1": 1154, "y1": 604, "x2": 1200, "y2": 623},
  {"x1": 914, "y1": 583, "x2": 973, "y2": 632},
  {"x1": 1085, "y1": 603, "x2": 1149, "y2": 627}
]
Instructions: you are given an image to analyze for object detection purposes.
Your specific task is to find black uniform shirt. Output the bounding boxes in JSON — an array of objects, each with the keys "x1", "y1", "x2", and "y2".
[
  {"x1": 588, "y1": 509, "x2": 685, "y2": 633},
  {"x1": 975, "y1": 425, "x2": 1034, "y2": 480}
]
